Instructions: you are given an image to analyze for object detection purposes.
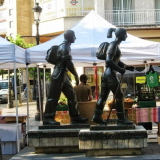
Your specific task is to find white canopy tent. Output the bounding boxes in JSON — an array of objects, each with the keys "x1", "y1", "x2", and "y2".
[
  {"x1": 0, "y1": 37, "x2": 26, "y2": 69},
  {"x1": 26, "y1": 10, "x2": 160, "y2": 67},
  {"x1": 0, "y1": 37, "x2": 27, "y2": 153}
]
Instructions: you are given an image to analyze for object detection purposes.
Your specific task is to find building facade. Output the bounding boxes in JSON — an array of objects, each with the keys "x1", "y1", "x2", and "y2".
[{"x1": 0, "y1": 0, "x2": 160, "y2": 42}]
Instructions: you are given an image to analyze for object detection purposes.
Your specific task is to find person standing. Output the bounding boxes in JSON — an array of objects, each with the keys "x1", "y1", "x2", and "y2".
[
  {"x1": 92, "y1": 28, "x2": 135, "y2": 125},
  {"x1": 43, "y1": 30, "x2": 88, "y2": 125},
  {"x1": 74, "y1": 74, "x2": 92, "y2": 102}
]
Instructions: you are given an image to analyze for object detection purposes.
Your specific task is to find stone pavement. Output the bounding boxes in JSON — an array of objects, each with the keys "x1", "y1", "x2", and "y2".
[{"x1": 1, "y1": 100, "x2": 160, "y2": 160}]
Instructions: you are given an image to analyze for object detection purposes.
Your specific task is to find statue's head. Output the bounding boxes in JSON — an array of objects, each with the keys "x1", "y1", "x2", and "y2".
[
  {"x1": 64, "y1": 30, "x2": 76, "y2": 43},
  {"x1": 107, "y1": 28, "x2": 127, "y2": 41},
  {"x1": 115, "y1": 28, "x2": 127, "y2": 41}
]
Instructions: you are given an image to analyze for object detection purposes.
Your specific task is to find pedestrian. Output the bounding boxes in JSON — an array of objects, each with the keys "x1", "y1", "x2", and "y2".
[{"x1": 74, "y1": 74, "x2": 92, "y2": 102}]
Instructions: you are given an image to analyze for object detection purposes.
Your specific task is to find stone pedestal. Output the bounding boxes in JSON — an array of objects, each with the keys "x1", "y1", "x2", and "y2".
[
  {"x1": 28, "y1": 124, "x2": 89, "y2": 153},
  {"x1": 158, "y1": 136, "x2": 160, "y2": 145},
  {"x1": 79, "y1": 125, "x2": 147, "y2": 156},
  {"x1": 39, "y1": 123, "x2": 90, "y2": 129}
]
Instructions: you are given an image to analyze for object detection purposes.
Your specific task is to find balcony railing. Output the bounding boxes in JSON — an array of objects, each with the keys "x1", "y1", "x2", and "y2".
[{"x1": 105, "y1": 9, "x2": 160, "y2": 26}]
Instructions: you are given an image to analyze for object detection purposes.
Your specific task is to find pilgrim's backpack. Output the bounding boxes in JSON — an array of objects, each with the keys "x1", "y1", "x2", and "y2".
[
  {"x1": 96, "y1": 42, "x2": 109, "y2": 60},
  {"x1": 45, "y1": 43, "x2": 64, "y2": 65}
]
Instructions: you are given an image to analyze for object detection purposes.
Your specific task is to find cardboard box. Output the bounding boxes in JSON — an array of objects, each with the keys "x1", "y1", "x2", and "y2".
[
  {"x1": 138, "y1": 101, "x2": 156, "y2": 108},
  {"x1": 103, "y1": 108, "x2": 136, "y2": 123},
  {"x1": 0, "y1": 115, "x2": 27, "y2": 124}
]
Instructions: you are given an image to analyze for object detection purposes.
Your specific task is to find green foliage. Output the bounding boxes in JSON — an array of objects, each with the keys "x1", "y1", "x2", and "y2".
[
  {"x1": 28, "y1": 68, "x2": 37, "y2": 79},
  {"x1": 28, "y1": 67, "x2": 51, "y2": 81},
  {"x1": 7, "y1": 34, "x2": 35, "y2": 48},
  {"x1": 58, "y1": 97, "x2": 67, "y2": 105},
  {"x1": 45, "y1": 71, "x2": 51, "y2": 81},
  {"x1": 0, "y1": 69, "x2": 8, "y2": 79}
]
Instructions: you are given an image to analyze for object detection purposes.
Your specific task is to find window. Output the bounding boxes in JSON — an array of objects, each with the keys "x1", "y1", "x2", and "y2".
[
  {"x1": 113, "y1": 0, "x2": 135, "y2": 25},
  {"x1": 9, "y1": 21, "x2": 13, "y2": 28},
  {"x1": 0, "y1": 12, "x2": 2, "y2": 19},
  {"x1": 10, "y1": 33, "x2": 13, "y2": 37},
  {"x1": 155, "y1": 0, "x2": 160, "y2": 23},
  {"x1": 0, "y1": 82, "x2": 8, "y2": 89},
  {"x1": 9, "y1": 9, "x2": 13, "y2": 16}
]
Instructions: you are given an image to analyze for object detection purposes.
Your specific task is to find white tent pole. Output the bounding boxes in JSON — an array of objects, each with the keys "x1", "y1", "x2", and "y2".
[
  {"x1": 82, "y1": 0, "x2": 84, "y2": 14},
  {"x1": 7, "y1": 69, "x2": 13, "y2": 108},
  {"x1": 133, "y1": 73, "x2": 135, "y2": 98},
  {"x1": 37, "y1": 65, "x2": 43, "y2": 123},
  {"x1": 43, "y1": 65, "x2": 46, "y2": 103},
  {"x1": 13, "y1": 62, "x2": 20, "y2": 153},
  {"x1": 122, "y1": 0, "x2": 124, "y2": 25},
  {"x1": 18, "y1": 69, "x2": 22, "y2": 105},
  {"x1": 26, "y1": 64, "x2": 30, "y2": 141}
]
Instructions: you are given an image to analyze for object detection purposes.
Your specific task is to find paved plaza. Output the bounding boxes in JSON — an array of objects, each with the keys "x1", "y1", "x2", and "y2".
[{"x1": 1, "y1": 99, "x2": 160, "y2": 160}]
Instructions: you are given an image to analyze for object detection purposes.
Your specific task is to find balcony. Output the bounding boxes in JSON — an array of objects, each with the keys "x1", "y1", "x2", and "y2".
[{"x1": 105, "y1": 9, "x2": 160, "y2": 26}]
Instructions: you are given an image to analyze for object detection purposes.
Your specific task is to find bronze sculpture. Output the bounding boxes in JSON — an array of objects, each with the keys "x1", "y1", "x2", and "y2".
[
  {"x1": 43, "y1": 30, "x2": 88, "y2": 125},
  {"x1": 92, "y1": 28, "x2": 134, "y2": 125}
]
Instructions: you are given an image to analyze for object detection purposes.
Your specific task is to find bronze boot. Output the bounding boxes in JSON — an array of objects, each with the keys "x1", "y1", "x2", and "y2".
[
  {"x1": 71, "y1": 115, "x2": 88, "y2": 124},
  {"x1": 43, "y1": 113, "x2": 60, "y2": 125},
  {"x1": 92, "y1": 109, "x2": 106, "y2": 124},
  {"x1": 117, "y1": 112, "x2": 133, "y2": 125}
]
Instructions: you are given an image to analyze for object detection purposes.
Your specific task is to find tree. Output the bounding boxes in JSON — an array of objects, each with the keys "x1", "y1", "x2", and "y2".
[
  {"x1": 28, "y1": 67, "x2": 51, "y2": 82},
  {"x1": 7, "y1": 34, "x2": 35, "y2": 48},
  {"x1": 0, "y1": 69, "x2": 8, "y2": 80}
]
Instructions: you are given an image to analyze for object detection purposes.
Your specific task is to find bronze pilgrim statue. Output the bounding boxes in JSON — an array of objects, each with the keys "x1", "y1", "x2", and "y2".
[
  {"x1": 43, "y1": 30, "x2": 88, "y2": 125},
  {"x1": 92, "y1": 28, "x2": 135, "y2": 125}
]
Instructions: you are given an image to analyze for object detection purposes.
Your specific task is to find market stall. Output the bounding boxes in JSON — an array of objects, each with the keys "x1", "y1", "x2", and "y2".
[{"x1": 0, "y1": 37, "x2": 26, "y2": 153}]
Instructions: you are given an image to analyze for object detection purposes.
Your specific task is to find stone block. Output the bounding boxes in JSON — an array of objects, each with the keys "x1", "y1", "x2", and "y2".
[
  {"x1": 158, "y1": 136, "x2": 160, "y2": 145},
  {"x1": 79, "y1": 125, "x2": 147, "y2": 156},
  {"x1": 79, "y1": 140, "x2": 102, "y2": 150},
  {"x1": 28, "y1": 127, "x2": 85, "y2": 153},
  {"x1": 103, "y1": 139, "x2": 118, "y2": 149},
  {"x1": 39, "y1": 123, "x2": 90, "y2": 129}
]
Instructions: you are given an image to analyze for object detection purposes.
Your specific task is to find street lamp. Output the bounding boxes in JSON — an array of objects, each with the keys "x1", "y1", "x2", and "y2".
[
  {"x1": 32, "y1": 3, "x2": 43, "y2": 121},
  {"x1": 32, "y1": 2, "x2": 42, "y2": 45},
  {"x1": 32, "y1": 3, "x2": 42, "y2": 99}
]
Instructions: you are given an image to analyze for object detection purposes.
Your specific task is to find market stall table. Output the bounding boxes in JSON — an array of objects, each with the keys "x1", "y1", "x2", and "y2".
[
  {"x1": 0, "y1": 114, "x2": 27, "y2": 124},
  {"x1": 136, "y1": 106, "x2": 160, "y2": 144}
]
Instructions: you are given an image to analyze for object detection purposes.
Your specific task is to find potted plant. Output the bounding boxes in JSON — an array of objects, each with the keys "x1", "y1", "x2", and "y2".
[{"x1": 55, "y1": 97, "x2": 70, "y2": 124}]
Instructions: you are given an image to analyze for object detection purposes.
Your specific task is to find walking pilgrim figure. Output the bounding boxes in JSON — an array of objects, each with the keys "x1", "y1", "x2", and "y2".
[
  {"x1": 43, "y1": 30, "x2": 88, "y2": 125},
  {"x1": 92, "y1": 28, "x2": 135, "y2": 125}
]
